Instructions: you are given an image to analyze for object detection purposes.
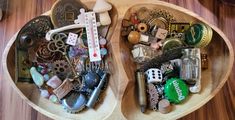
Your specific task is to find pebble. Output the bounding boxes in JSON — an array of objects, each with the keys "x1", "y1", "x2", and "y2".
[
  {"x1": 49, "y1": 94, "x2": 59, "y2": 103},
  {"x1": 46, "y1": 75, "x2": 62, "y2": 89},
  {"x1": 40, "y1": 89, "x2": 50, "y2": 98},
  {"x1": 30, "y1": 67, "x2": 44, "y2": 87},
  {"x1": 43, "y1": 74, "x2": 50, "y2": 81}
]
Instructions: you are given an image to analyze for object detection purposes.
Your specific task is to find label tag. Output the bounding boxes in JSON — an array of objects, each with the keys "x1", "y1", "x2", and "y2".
[{"x1": 155, "y1": 28, "x2": 168, "y2": 40}]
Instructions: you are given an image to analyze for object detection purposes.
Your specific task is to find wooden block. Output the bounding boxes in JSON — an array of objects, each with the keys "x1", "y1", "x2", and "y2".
[{"x1": 53, "y1": 79, "x2": 74, "y2": 100}]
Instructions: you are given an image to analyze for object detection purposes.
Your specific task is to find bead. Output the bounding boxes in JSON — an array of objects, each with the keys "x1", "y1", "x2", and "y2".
[
  {"x1": 137, "y1": 23, "x2": 148, "y2": 33},
  {"x1": 128, "y1": 31, "x2": 140, "y2": 44},
  {"x1": 40, "y1": 89, "x2": 50, "y2": 98},
  {"x1": 30, "y1": 67, "x2": 44, "y2": 87},
  {"x1": 100, "y1": 48, "x2": 108, "y2": 56},
  {"x1": 46, "y1": 75, "x2": 62, "y2": 89},
  {"x1": 99, "y1": 37, "x2": 107, "y2": 47}
]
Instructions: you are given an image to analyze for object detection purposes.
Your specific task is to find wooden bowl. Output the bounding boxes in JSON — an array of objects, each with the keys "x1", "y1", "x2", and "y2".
[{"x1": 2, "y1": 0, "x2": 234, "y2": 120}]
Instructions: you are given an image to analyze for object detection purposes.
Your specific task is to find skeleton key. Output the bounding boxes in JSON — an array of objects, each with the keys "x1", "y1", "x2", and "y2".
[{"x1": 47, "y1": 33, "x2": 81, "y2": 84}]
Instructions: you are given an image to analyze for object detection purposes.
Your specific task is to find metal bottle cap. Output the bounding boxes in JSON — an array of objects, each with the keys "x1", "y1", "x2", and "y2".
[
  {"x1": 162, "y1": 38, "x2": 183, "y2": 52},
  {"x1": 164, "y1": 78, "x2": 189, "y2": 104},
  {"x1": 184, "y1": 23, "x2": 213, "y2": 48}
]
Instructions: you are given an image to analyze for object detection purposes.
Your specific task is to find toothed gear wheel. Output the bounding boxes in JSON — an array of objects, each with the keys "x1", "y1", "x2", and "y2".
[
  {"x1": 147, "y1": 9, "x2": 176, "y2": 29},
  {"x1": 147, "y1": 83, "x2": 159, "y2": 111},
  {"x1": 52, "y1": 60, "x2": 70, "y2": 80}
]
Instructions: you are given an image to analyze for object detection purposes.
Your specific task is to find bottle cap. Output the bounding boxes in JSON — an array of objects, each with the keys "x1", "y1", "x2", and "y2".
[
  {"x1": 185, "y1": 23, "x2": 204, "y2": 45},
  {"x1": 184, "y1": 23, "x2": 212, "y2": 48},
  {"x1": 164, "y1": 78, "x2": 189, "y2": 104},
  {"x1": 162, "y1": 38, "x2": 183, "y2": 52}
]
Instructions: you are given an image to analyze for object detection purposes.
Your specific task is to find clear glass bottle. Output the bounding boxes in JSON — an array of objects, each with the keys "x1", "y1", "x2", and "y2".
[{"x1": 180, "y1": 48, "x2": 201, "y2": 85}]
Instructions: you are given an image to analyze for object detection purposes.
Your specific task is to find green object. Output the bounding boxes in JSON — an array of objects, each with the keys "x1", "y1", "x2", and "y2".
[
  {"x1": 164, "y1": 78, "x2": 189, "y2": 104},
  {"x1": 30, "y1": 67, "x2": 44, "y2": 87},
  {"x1": 162, "y1": 38, "x2": 183, "y2": 52},
  {"x1": 184, "y1": 23, "x2": 205, "y2": 45}
]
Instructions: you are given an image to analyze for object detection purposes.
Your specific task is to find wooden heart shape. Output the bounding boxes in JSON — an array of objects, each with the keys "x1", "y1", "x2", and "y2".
[{"x1": 2, "y1": 0, "x2": 234, "y2": 120}]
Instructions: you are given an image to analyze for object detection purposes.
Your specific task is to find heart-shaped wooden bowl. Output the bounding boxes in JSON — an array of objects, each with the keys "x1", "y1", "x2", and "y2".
[{"x1": 2, "y1": 0, "x2": 234, "y2": 120}]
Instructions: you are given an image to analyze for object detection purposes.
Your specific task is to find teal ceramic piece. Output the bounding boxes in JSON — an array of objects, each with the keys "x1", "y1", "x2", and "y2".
[{"x1": 30, "y1": 67, "x2": 44, "y2": 87}]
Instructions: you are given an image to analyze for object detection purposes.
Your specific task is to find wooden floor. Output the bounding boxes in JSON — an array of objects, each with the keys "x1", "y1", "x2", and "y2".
[{"x1": 0, "y1": 0, "x2": 234, "y2": 120}]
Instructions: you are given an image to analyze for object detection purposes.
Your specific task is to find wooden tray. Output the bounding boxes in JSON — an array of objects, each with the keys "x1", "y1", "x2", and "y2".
[{"x1": 2, "y1": 0, "x2": 234, "y2": 120}]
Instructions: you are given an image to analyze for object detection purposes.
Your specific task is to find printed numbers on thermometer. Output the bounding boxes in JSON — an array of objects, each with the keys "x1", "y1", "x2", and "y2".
[{"x1": 85, "y1": 12, "x2": 101, "y2": 62}]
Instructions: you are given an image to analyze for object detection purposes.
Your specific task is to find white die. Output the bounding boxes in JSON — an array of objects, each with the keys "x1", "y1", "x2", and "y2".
[
  {"x1": 145, "y1": 68, "x2": 163, "y2": 83},
  {"x1": 66, "y1": 32, "x2": 78, "y2": 46}
]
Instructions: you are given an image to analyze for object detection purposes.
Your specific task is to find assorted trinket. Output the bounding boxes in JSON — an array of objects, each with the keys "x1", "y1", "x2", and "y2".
[
  {"x1": 122, "y1": 7, "x2": 213, "y2": 113},
  {"x1": 15, "y1": 0, "x2": 112, "y2": 114}
]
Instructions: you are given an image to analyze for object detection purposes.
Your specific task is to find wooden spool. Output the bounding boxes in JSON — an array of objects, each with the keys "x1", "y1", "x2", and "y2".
[{"x1": 2, "y1": 0, "x2": 234, "y2": 120}]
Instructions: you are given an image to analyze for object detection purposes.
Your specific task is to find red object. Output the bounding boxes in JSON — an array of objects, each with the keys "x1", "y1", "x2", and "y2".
[{"x1": 130, "y1": 13, "x2": 140, "y2": 24}]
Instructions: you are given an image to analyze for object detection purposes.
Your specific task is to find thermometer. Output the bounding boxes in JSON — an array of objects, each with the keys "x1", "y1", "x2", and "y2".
[{"x1": 85, "y1": 12, "x2": 101, "y2": 62}]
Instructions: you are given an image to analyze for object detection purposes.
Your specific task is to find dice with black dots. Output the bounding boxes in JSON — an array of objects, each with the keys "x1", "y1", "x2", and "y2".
[{"x1": 145, "y1": 68, "x2": 163, "y2": 83}]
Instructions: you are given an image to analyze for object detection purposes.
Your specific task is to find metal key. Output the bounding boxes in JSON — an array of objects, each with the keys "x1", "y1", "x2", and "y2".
[{"x1": 47, "y1": 33, "x2": 81, "y2": 84}]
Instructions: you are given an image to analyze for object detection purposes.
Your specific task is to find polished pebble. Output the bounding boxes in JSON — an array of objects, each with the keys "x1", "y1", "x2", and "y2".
[
  {"x1": 30, "y1": 67, "x2": 44, "y2": 87},
  {"x1": 43, "y1": 74, "x2": 50, "y2": 81},
  {"x1": 40, "y1": 89, "x2": 50, "y2": 98},
  {"x1": 49, "y1": 94, "x2": 59, "y2": 103},
  {"x1": 46, "y1": 75, "x2": 62, "y2": 89}
]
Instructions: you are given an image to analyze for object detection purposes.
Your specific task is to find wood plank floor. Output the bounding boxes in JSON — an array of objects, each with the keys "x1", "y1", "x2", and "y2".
[{"x1": 0, "y1": 0, "x2": 234, "y2": 120}]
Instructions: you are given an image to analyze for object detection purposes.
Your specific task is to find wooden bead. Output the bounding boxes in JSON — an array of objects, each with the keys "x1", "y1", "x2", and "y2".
[
  {"x1": 128, "y1": 31, "x2": 140, "y2": 44},
  {"x1": 138, "y1": 23, "x2": 148, "y2": 33},
  {"x1": 158, "y1": 99, "x2": 172, "y2": 114}
]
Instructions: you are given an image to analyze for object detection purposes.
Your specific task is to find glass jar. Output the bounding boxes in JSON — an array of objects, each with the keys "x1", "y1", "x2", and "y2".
[{"x1": 180, "y1": 48, "x2": 201, "y2": 85}]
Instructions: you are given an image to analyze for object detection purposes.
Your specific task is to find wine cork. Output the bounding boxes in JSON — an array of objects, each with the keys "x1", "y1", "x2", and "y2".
[{"x1": 158, "y1": 99, "x2": 172, "y2": 114}]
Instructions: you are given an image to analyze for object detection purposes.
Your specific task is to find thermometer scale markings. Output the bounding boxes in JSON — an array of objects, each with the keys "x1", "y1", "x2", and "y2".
[{"x1": 85, "y1": 12, "x2": 101, "y2": 62}]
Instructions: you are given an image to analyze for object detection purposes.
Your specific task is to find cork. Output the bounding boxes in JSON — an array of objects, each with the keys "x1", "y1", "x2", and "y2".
[{"x1": 158, "y1": 99, "x2": 172, "y2": 114}]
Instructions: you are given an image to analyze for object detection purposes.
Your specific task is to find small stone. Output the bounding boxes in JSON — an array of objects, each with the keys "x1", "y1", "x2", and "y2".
[
  {"x1": 46, "y1": 75, "x2": 62, "y2": 89},
  {"x1": 43, "y1": 74, "x2": 50, "y2": 81},
  {"x1": 41, "y1": 68, "x2": 48, "y2": 75},
  {"x1": 49, "y1": 94, "x2": 59, "y2": 103},
  {"x1": 30, "y1": 67, "x2": 44, "y2": 87},
  {"x1": 40, "y1": 89, "x2": 50, "y2": 98},
  {"x1": 37, "y1": 66, "x2": 43, "y2": 72}
]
